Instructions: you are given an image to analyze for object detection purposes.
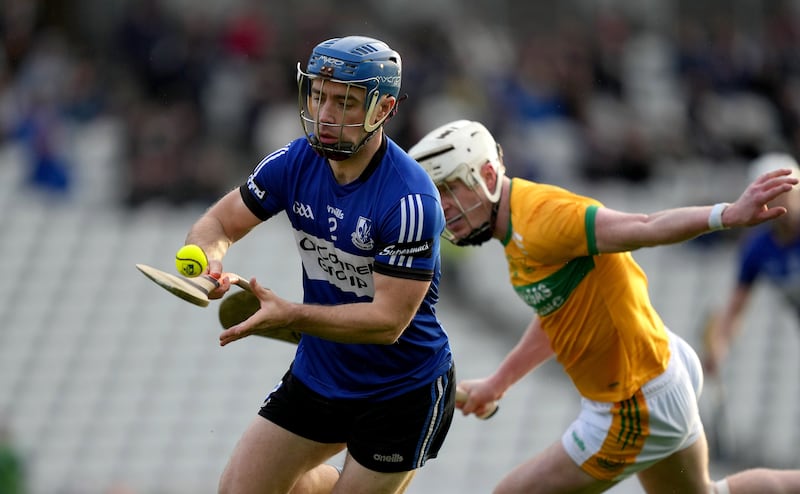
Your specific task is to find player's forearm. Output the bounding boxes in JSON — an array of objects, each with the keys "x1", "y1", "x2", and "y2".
[
  {"x1": 598, "y1": 168, "x2": 795, "y2": 252},
  {"x1": 284, "y1": 301, "x2": 411, "y2": 344},
  {"x1": 186, "y1": 189, "x2": 260, "y2": 262},
  {"x1": 185, "y1": 215, "x2": 234, "y2": 262},
  {"x1": 640, "y1": 206, "x2": 725, "y2": 246},
  {"x1": 489, "y1": 318, "x2": 554, "y2": 392},
  {"x1": 598, "y1": 206, "x2": 718, "y2": 252}
]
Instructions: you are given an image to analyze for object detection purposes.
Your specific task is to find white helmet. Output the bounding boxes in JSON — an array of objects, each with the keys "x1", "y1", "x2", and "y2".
[
  {"x1": 409, "y1": 120, "x2": 505, "y2": 245},
  {"x1": 748, "y1": 152, "x2": 800, "y2": 183},
  {"x1": 408, "y1": 120, "x2": 505, "y2": 202}
]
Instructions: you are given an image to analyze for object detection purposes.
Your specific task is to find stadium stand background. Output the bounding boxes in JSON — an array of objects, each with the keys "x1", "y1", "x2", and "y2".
[{"x1": 1, "y1": 0, "x2": 799, "y2": 492}]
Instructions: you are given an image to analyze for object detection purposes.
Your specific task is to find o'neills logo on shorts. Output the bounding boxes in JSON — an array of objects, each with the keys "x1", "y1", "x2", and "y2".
[{"x1": 373, "y1": 453, "x2": 404, "y2": 463}]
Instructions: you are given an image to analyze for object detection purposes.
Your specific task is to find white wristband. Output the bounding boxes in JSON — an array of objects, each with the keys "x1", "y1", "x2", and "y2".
[{"x1": 708, "y1": 202, "x2": 730, "y2": 231}]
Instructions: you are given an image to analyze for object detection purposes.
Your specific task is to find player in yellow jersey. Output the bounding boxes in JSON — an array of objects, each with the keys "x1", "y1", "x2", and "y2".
[{"x1": 409, "y1": 120, "x2": 800, "y2": 494}]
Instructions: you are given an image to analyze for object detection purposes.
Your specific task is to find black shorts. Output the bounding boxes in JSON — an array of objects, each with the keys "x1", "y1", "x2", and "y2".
[{"x1": 258, "y1": 364, "x2": 456, "y2": 473}]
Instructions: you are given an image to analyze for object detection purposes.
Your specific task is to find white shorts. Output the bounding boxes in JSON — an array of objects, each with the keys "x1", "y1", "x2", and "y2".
[{"x1": 561, "y1": 330, "x2": 705, "y2": 481}]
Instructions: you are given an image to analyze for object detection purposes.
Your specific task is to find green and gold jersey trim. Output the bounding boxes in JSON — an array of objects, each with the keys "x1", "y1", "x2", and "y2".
[
  {"x1": 586, "y1": 204, "x2": 599, "y2": 256},
  {"x1": 513, "y1": 255, "x2": 595, "y2": 316},
  {"x1": 501, "y1": 180, "x2": 515, "y2": 246}
]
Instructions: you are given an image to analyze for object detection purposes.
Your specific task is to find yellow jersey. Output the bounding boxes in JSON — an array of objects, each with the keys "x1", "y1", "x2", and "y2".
[{"x1": 503, "y1": 178, "x2": 670, "y2": 402}]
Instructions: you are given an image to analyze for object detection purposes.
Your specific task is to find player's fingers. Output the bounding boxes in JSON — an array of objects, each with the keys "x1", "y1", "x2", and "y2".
[
  {"x1": 754, "y1": 167, "x2": 795, "y2": 185},
  {"x1": 455, "y1": 387, "x2": 481, "y2": 416},
  {"x1": 220, "y1": 289, "x2": 278, "y2": 345},
  {"x1": 754, "y1": 206, "x2": 788, "y2": 224},
  {"x1": 457, "y1": 394, "x2": 497, "y2": 419},
  {"x1": 763, "y1": 179, "x2": 796, "y2": 200},
  {"x1": 753, "y1": 176, "x2": 795, "y2": 204},
  {"x1": 250, "y1": 277, "x2": 272, "y2": 298},
  {"x1": 208, "y1": 274, "x2": 232, "y2": 300},
  {"x1": 219, "y1": 326, "x2": 241, "y2": 346},
  {"x1": 468, "y1": 402, "x2": 492, "y2": 417},
  {"x1": 220, "y1": 303, "x2": 255, "y2": 345}
]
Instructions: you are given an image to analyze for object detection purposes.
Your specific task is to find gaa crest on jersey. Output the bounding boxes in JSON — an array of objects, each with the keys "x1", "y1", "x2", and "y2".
[
  {"x1": 293, "y1": 201, "x2": 315, "y2": 219},
  {"x1": 351, "y1": 216, "x2": 374, "y2": 250}
]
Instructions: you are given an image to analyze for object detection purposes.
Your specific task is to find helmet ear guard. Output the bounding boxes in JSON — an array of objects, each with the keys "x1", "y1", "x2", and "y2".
[{"x1": 363, "y1": 93, "x2": 397, "y2": 133}]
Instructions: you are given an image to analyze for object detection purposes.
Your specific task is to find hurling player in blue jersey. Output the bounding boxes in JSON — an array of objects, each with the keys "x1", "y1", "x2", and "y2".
[
  {"x1": 705, "y1": 153, "x2": 800, "y2": 376},
  {"x1": 183, "y1": 36, "x2": 455, "y2": 494}
]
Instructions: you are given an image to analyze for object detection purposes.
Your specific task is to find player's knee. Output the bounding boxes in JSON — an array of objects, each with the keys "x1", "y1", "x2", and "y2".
[{"x1": 710, "y1": 478, "x2": 730, "y2": 494}]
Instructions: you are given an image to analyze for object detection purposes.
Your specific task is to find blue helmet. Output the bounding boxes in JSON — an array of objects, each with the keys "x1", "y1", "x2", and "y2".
[
  {"x1": 306, "y1": 36, "x2": 402, "y2": 102},
  {"x1": 298, "y1": 36, "x2": 402, "y2": 160}
]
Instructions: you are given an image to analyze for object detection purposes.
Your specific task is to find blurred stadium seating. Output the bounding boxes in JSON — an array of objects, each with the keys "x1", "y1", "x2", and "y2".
[{"x1": 2, "y1": 1, "x2": 800, "y2": 492}]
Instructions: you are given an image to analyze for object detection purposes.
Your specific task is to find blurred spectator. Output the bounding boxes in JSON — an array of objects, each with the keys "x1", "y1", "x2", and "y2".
[
  {"x1": 5, "y1": 0, "x2": 800, "y2": 202},
  {"x1": 704, "y1": 152, "x2": 800, "y2": 377},
  {"x1": 115, "y1": 0, "x2": 186, "y2": 103},
  {"x1": 9, "y1": 29, "x2": 75, "y2": 196},
  {"x1": 122, "y1": 99, "x2": 226, "y2": 208},
  {"x1": 1, "y1": 0, "x2": 41, "y2": 75},
  {"x1": 220, "y1": 0, "x2": 275, "y2": 62}
]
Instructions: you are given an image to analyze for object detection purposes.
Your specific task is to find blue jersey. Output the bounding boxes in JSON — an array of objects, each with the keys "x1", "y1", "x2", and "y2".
[
  {"x1": 240, "y1": 136, "x2": 452, "y2": 400},
  {"x1": 738, "y1": 226, "x2": 800, "y2": 313}
]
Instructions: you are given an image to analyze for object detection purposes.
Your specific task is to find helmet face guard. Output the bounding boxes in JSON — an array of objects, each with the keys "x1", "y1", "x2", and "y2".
[
  {"x1": 436, "y1": 163, "x2": 497, "y2": 245},
  {"x1": 298, "y1": 69, "x2": 387, "y2": 161},
  {"x1": 298, "y1": 36, "x2": 402, "y2": 160}
]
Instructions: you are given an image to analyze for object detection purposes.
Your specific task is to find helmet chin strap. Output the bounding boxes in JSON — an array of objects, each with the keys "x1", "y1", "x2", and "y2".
[
  {"x1": 454, "y1": 201, "x2": 499, "y2": 246},
  {"x1": 310, "y1": 132, "x2": 374, "y2": 161}
]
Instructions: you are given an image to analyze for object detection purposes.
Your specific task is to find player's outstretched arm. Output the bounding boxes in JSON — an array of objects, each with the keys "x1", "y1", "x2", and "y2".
[{"x1": 594, "y1": 168, "x2": 798, "y2": 253}]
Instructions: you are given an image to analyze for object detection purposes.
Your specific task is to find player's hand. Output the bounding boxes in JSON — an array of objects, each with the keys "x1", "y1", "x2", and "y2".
[
  {"x1": 728, "y1": 168, "x2": 798, "y2": 227},
  {"x1": 206, "y1": 272, "x2": 242, "y2": 301},
  {"x1": 456, "y1": 379, "x2": 502, "y2": 418},
  {"x1": 205, "y1": 260, "x2": 231, "y2": 300},
  {"x1": 219, "y1": 278, "x2": 292, "y2": 346}
]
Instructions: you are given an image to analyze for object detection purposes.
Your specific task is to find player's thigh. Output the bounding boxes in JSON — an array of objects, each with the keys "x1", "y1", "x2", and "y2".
[
  {"x1": 494, "y1": 441, "x2": 618, "y2": 494},
  {"x1": 333, "y1": 453, "x2": 417, "y2": 494},
  {"x1": 220, "y1": 415, "x2": 345, "y2": 494},
  {"x1": 636, "y1": 434, "x2": 711, "y2": 494}
]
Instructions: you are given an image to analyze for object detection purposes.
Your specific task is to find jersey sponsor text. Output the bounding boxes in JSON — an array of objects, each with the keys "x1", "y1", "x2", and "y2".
[{"x1": 297, "y1": 232, "x2": 374, "y2": 296}]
